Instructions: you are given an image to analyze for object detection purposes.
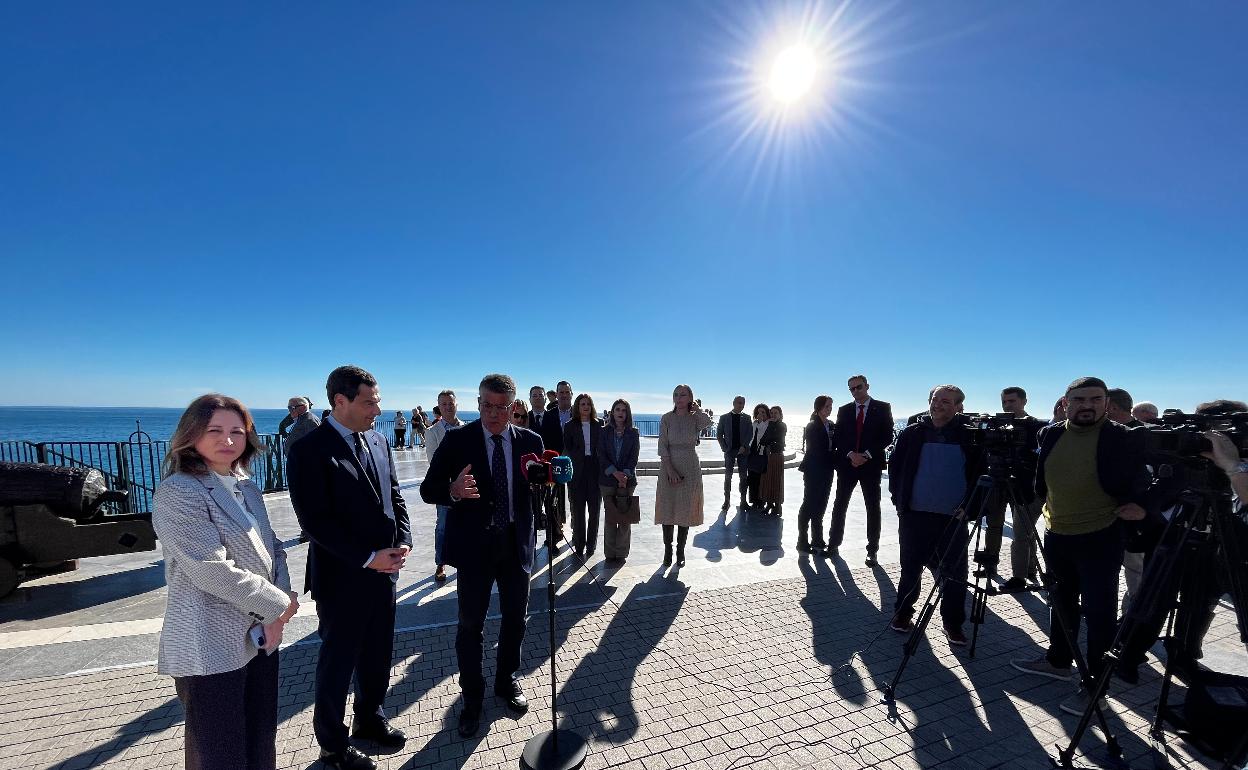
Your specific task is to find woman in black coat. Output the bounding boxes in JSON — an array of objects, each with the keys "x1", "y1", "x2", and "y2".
[
  {"x1": 563, "y1": 393, "x2": 605, "y2": 561},
  {"x1": 798, "y1": 395, "x2": 835, "y2": 552}
]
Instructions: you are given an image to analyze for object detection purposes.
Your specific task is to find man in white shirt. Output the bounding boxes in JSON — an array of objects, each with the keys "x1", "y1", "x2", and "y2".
[{"x1": 423, "y1": 389, "x2": 463, "y2": 582}]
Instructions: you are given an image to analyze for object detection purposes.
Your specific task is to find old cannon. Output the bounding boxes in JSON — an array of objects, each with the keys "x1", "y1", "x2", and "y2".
[{"x1": 0, "y1": 462, "x2": 157, "y2": 598}]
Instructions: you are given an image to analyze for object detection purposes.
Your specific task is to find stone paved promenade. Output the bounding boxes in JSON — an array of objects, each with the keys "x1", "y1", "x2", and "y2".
[
  {"x1": 2, "y1": 557, "x2": 1243, "y2": 770},
  {"x1": 0, "y1": 445, "x2": 1242, "y2": 769}
]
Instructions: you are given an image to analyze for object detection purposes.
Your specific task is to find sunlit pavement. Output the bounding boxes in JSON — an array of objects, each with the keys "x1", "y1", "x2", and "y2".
[{"x1": 0, "y1": 444, "x2": 1241, "y2": 769}]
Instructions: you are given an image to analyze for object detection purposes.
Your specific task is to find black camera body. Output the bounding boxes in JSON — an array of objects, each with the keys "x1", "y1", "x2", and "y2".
[
  {"x1": 1143, "y1": 410, "x2": 1248, "y2": 461},
  {"x1": 963, "y1": 413, "x2": 1033, "y2": 451}
]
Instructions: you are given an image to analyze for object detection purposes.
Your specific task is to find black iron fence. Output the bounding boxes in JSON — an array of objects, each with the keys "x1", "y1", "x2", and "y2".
[
  {"x1": 1, "y1": 418, "x2": 720, "y2": 514},
  {"x1": 1, "y1": 430, "x2": 289, "y2": 514}
]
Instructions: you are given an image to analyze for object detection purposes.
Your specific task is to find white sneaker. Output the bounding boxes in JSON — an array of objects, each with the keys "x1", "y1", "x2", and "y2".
[{"x1": 1059, "y1": 687, "x2": 1108, "y2": 716}]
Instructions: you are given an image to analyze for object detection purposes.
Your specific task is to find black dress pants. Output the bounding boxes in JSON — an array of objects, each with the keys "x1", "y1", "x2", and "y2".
[
  {"x1": 313, "y1": 577, "x2": 397, "y2": 752},
  {"x1": 569, "y1": 456, "x2": 602, "y2": 555},
  {"x1": 1043, "y1": 522, "x2": 1124, "y2": 687},
  {"x1": 828, "y1": 464, "x2": 883, "y2": 553},
  {"x1": 894, "y1": 510, "x2": 969, "y2": 628},
  {"x1": 455, "y1": 525, "x2": 530, "y2": 706},
  {"x1": 174, "y1": 650, "x2": 280, "y2": 770},
  {"x1": 798, "y1": 469, "x2": 833, "y2": 546}
]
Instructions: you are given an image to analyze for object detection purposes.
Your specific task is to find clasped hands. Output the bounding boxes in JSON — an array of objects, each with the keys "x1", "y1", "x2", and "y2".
[
  {"x1": 848, "y1": 451, "x2": 868, "y2": 468},
  {"x1": 367, "y1": 545, "x2": 410, "y2": 574},
  {"x1": 260, "y1": 590, "x2": 300, "y2": 652}
]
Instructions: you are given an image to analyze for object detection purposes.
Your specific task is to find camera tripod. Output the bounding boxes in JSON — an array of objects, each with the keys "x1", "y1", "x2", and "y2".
[
  {"x1": 883, "y1": 472, "x2": 1124, "y2": 761},
  {"x1": 1055, "y1": 465, "x2": 1248, "y2": 770}
]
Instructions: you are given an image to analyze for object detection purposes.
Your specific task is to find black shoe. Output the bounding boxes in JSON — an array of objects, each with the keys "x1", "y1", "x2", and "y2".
[
  {"x1": 1002, "y1": 576, "x2": 1026, "y2": 593},
  {"x1": 298, "y1": 531, "x2": 309, "y2": 543},
  {"x1": 350, "y1": 716, "x2": 406, "y2": 748},
  {"x1": 1115, "y1": 662, "x2": 1140, "y2": 685},
  {"x1": 663, "y1": 544, "x2": 673, "y2": 566},
  {"x1": 796, "y1": 539, "x2": 811, "y2": 553},
  {"x1": 495, "y1": 681, "x2": 529, "y2": 714},
  {"x1": 865, "y1": 554, "x2": 878, "y2": 567},
  {"x1": 826, "y1": 546, "x2": 839, "y2": 558},
  {"x1": 676, "y1": 546, "x2": 686, "y2": 567},
  {"x1": 721, "y1": 499, "x2": 730, "y2": 511},
  {"x1": 810, "y1": 541, "x2": 827, "y2": 553},
  {"x1": 457, "y1": 704, "x2": 482, "y2": 738},
  {"x1": 319, "y1": 746, "x2": 377, "y2": 770}
]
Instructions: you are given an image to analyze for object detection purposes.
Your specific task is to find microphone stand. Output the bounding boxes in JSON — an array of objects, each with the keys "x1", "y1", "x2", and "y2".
[{"x1": 522, "y1": 478, "x2": 587, "y2": 770}]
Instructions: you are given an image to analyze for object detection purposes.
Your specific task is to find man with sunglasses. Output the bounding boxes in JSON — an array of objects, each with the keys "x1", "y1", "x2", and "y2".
[
  {"x1": 281, "y1": 396, "x2": 319, "y2": 454},
  {"x1": 828, "y1": 374, "x2": 895, "y2": 565}
]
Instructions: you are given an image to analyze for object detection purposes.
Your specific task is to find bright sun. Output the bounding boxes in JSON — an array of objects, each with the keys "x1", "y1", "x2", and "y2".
[{"x1": 768, "y1": 44, "x2": 817, "y2": 104}]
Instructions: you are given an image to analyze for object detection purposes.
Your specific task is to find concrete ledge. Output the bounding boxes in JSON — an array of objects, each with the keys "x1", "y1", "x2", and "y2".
[{"x1": 635, "y1": 452, "x2": 798, "y2": 476}]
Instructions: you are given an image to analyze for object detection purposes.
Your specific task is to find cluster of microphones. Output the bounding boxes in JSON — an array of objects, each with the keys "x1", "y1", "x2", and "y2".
[{"x1": 520, "y1": 450, "x2": 574, "y2": 487}]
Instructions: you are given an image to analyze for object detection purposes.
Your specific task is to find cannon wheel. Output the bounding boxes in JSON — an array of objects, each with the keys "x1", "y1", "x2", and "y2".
[{"x1": 0, "y1": 556, "x2": 17, "y2": 599}]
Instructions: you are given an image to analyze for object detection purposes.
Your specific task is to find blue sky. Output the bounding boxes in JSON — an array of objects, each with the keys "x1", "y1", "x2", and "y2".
[{"x1": 2, "y1": 2, "x2": 1244, "y2": 418}]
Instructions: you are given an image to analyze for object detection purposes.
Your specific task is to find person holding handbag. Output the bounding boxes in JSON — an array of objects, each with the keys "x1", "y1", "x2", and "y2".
[
  {"x1": 745, "y1": 403, "x2": 771, "y2": 510},
  {"x1": 759, "y1": 405, "x2": 788, "y2": 515},
  {"x1": 563, "y1": 393, "x2": 605, "y2": 561},
  {"x1": 598, "y1": 398, "x2": 641, "y2": 562},
  {"x1": 153, "y1": 394, "x2": 299, "y2": 770}
]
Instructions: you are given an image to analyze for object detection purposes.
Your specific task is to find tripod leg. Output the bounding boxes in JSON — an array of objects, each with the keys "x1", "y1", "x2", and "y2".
[{"x1": 885, "y1": 565, "x2": 947, "y2": 701}]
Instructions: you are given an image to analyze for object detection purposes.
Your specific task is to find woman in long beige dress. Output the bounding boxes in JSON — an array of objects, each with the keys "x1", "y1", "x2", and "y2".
[{"x1": 655, "y1": 384, "x2": 713, "y2": 566}]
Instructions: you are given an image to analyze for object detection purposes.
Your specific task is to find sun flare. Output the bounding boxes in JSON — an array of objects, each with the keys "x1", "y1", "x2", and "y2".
[{"x1": 768, "y1": 44, "x2": 817, "y2": 104}]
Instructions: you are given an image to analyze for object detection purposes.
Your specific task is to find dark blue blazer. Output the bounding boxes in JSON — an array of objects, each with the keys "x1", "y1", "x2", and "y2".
[
  {"x1": 596, "y1": 425, "x2": 641, "y2": 486},
  {"x1": 419, "y1": 419, "x2": 545, "y2": 574},
  {"x1": 540, "y1": 407, "x2": 566, "y2": 454},
  {"x1": 287, "y1": 420, "x2": 412, "y2": 600}
]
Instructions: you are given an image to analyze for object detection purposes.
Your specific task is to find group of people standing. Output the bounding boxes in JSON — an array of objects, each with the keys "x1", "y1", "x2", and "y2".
[
  {"x1": 716, "y1": 376, "x2": 895, "y2": 567},
  {"x1": 523, "y1": 380, "x2": 708, "y2": 567}
]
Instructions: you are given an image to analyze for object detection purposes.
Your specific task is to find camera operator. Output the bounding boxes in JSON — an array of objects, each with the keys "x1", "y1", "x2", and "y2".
[
  {"x1": 980, "y1": 386, "x2": 1046, "y2": 591},
  {"x1": 1106, "y1": 388, "x2": 1145, "y2": 428},
  {"x1": 1011, "y1": 376, "x2": 1168, "y2": 715},
  {"x1": 887, "y1": 385, "x2": 981, "y2": 646}
]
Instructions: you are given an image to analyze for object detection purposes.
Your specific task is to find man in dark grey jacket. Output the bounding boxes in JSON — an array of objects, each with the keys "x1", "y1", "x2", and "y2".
[
  {"x1": 282, "y1": 396, "x2": 321, "y2": 457},
  {"x1": 718, "y1": 396, "x2": 752, "y2": 509}
]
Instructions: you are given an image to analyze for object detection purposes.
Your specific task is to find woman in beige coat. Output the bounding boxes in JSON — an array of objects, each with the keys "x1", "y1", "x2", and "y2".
[{"x1": 655, "y1": 384, "x2": 712, "y2": 566}]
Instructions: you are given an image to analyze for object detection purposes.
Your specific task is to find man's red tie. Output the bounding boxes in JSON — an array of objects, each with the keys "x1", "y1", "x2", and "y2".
[{"x1": 855, "y1": 404, "x2": 865, "y2": 452}]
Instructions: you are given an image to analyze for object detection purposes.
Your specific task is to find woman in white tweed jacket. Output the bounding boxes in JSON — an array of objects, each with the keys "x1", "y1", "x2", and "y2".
[{"x1": 153, "y1": 394, "x2": 299, "y2": 770}]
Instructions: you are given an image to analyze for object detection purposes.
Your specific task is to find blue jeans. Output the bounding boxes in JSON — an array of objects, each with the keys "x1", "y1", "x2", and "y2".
[{"x1": 434, "y1": 505, "x2": 448, "y2": 565}]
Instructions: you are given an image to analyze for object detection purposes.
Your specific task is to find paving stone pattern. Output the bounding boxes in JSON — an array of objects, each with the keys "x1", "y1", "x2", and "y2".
[{"x1": 1, "y1": 563, "x2": 1236, "y2": 770}]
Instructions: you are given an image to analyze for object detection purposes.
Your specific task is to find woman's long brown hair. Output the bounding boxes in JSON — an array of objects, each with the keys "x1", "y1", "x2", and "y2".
[{"x1": 163, "y1": 394, "x2": 264, "y2": 479}]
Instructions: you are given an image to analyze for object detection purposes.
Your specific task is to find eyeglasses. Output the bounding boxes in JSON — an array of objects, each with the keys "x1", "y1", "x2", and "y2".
[
  {"x1": 480, "y1": 401, "x2": 514, "y2": 415},
  {"x1": 511, "y1": 413, "x2": 525, "y2": 420},
  {"x1": 287, "y1": 404, "x2": 303, "y2": 410}
]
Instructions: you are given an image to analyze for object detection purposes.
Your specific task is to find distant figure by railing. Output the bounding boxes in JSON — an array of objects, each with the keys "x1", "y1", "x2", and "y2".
[{"x1": 0, "y1": 418, "x2": 719, "y2": 513}]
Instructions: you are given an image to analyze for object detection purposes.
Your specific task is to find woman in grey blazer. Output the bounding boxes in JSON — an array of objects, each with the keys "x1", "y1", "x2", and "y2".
[
  {"x1": 153, "y1": 394, "x2": 299, "y2": 770},
  {"x1": 597, "y1": 398, "x2": 641, "y2": 561}
]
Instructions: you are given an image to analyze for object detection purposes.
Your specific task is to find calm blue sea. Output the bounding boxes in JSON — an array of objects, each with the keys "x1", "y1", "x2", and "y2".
[{"x1": 0, "y1": 406, "x2": 671, "y2": 444}]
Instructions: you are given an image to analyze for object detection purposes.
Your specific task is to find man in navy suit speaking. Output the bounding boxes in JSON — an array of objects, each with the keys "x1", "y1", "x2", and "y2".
[{"x1": 420, "y1": 372, "x2": 545, "y2": 738}]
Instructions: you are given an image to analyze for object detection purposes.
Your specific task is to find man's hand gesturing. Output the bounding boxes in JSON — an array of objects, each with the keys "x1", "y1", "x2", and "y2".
[{"x1": 451, "y1": 465, "x2": 480, "y2": 499}]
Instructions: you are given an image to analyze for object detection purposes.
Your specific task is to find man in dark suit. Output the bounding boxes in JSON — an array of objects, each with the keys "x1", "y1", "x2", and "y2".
[
  {"x1": 828, "y1": 374, "x2": 895, "y2": 566},
  {"x1": 288, "y1": 366, "x2": 412, "y2": 770},
  {"x1": 526, "y1": 384, "x2": 548, "y2": 434},
  {"x1": 420, "y1": 373, "x2": 544, "y2": 739},
  {"x1": 540, "y1": 379, "x2": 574, "y2": 453}
]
